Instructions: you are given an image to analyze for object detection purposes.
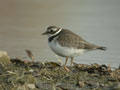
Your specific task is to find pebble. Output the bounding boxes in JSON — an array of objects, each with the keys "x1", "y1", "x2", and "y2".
[
  {"x1": 78, "y1": 81, "x2": 85, "y2": 88},
  {"x1": 27, "y1": 84, "x2": 36, "y2": 89}
]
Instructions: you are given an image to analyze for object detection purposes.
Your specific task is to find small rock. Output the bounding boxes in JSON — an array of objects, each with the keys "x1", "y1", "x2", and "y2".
[
  {"x1": 77, "y1": 81, "x2": 85, "y2": 88},
  {"x1": 99, "y1": 84, "x2": 105, "y2": 87},
  {"x1": 0, "y1": 51, "x2": 10, "y2": 66},
  {"x1": 29, "y1": 69, "x2": 34, "y2": 73},
  {"x1": 36, "y1": 81, "x2": 53, "y2": 90},
  {"x1": 17, "y1": 85, "x2": 26, "y2": 90},
  {"x1": 27, "y1": 84, "x2": 36, "y2": 89},
  {"x1": 87, "y1": 82, "x2": 99, "y2": 89},
  {"x1": 0, "y1": 51, "x2": 8, "y2": 57}
]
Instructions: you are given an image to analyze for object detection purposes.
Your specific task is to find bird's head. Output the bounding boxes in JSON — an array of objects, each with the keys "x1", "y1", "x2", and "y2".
[{"x1": 42, "y1": 26, "x2": 62, "y2": 37}]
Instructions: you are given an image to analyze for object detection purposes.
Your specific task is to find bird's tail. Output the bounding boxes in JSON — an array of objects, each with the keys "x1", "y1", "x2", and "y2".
[{"x1": 97, "y1": 46, "x2": 107, "y2": 51}]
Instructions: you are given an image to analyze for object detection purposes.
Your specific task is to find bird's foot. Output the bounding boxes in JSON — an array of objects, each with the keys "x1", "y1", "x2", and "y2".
[{"x1": 64, "y1": 66, "x2": 70, "y2": 72}]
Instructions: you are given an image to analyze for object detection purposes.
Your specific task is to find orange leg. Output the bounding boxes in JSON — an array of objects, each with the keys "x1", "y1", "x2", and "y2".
[
  {"x1": 70, "y1": 57, "x2": 73, "y2": 66},
  {"x1": 64, "y1": 56, "x2": 70, "y2": 72},
  {"x1": 64, "y1": 56, "x2": 68, "y2": 66}
]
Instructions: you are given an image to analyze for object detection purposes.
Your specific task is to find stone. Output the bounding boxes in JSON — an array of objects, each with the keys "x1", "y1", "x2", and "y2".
[
  {"x1": 0, "y1": 51, "x2": 10, "y2": 66},
  {"x1": 27, "y1": 84, "x2": 36, "y2": 89}
]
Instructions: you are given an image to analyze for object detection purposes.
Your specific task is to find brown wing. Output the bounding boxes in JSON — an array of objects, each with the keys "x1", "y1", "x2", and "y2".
[{"x1": 57, "y1": 29, "x2": 99, "y2": 50}]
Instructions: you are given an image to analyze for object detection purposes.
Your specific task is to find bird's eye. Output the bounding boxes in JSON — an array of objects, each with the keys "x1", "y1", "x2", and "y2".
[{"x1": 50, "y1": 30, "x2": 53, "y2": 32}]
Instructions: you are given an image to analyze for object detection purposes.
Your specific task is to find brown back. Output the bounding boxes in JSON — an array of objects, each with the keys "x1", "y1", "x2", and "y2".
[{"x1": 57, "y1": 29, "x2": 99, "y2": 50}]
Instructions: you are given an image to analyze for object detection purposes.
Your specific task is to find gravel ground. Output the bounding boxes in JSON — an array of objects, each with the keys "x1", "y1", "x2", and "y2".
[{"x1": 0, "y1": 58, "x2": 120, "y2": 90}]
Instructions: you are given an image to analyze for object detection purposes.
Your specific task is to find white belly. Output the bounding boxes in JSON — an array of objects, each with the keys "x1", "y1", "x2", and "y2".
[{"x1": 48, "y1": 41, "x2": 87, "y2": 57}]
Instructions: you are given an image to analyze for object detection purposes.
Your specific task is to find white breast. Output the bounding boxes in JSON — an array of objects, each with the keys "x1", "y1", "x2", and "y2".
[{"x1": 48, "y1": 39, "x2": 87, "y2": 57}]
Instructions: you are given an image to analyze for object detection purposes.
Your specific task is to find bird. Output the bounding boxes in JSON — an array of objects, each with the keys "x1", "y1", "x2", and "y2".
[{"x1": 42, "y1": 26, "x2": 107, "y2": 68}]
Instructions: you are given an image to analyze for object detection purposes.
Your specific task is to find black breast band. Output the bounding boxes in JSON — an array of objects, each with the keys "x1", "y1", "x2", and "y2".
[{"x1": 48, "y1": 32, "x2": 61, "y2": 42}]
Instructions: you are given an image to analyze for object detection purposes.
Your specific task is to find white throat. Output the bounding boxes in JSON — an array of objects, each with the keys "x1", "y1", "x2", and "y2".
[{"x1": 48, "y1": 28, "x2": 62, "y2": 38}]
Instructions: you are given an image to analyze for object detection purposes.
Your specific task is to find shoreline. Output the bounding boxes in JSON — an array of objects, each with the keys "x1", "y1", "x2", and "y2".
[{"x1": 0, "y1": 57, "x2": 120, "y2": 90}]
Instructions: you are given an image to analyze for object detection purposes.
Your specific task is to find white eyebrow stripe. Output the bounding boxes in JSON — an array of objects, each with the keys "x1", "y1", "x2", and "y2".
[
  {"x1": 52, "y1": 28, "x2": 57, "y2": 31},
  {"x1": 52, "y1": 28, "x2": 62, "y2": 36}
]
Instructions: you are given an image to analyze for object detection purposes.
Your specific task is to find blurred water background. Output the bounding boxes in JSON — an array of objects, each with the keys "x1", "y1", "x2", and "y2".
[{"x1": 0, "y1": 0, "x2": 120, "y2": 67}]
